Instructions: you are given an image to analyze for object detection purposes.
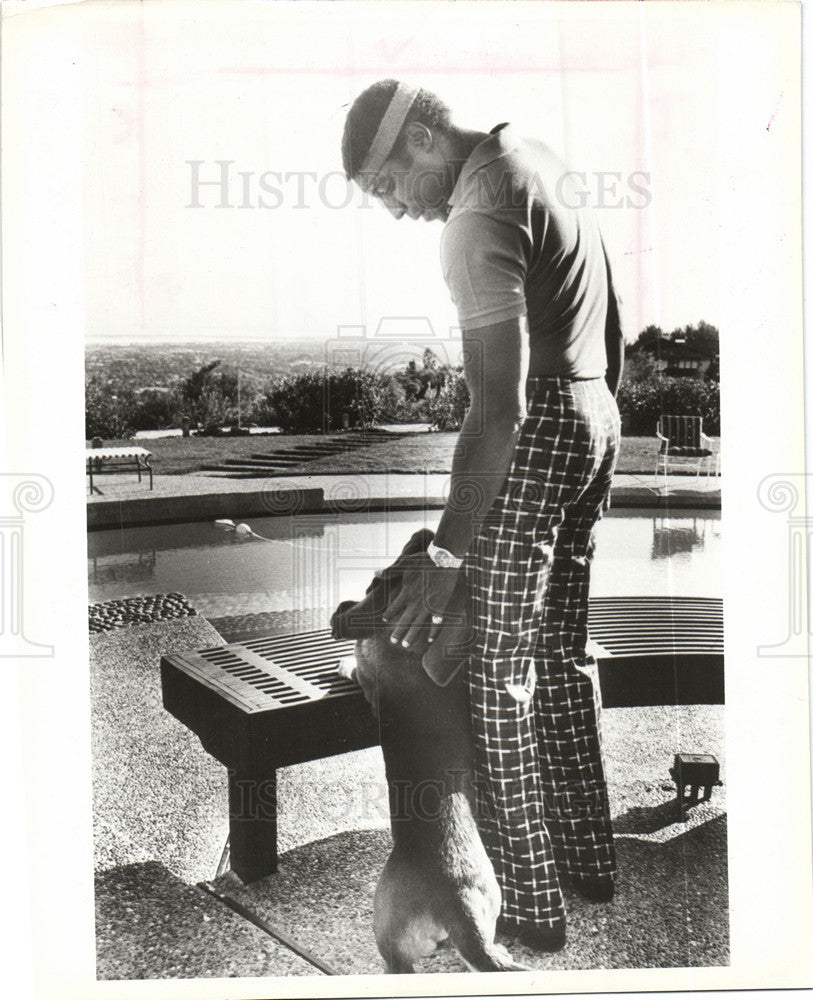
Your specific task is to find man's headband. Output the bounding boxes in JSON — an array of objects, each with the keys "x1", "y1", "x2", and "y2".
[{"x1": 359, "y1": 82, "x2": 420, "y2": 178}]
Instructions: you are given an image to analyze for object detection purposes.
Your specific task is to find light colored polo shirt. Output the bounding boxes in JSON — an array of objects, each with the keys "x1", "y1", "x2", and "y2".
[{"x1": 440, "y1": 124, "x2": 609, "y2": 379}]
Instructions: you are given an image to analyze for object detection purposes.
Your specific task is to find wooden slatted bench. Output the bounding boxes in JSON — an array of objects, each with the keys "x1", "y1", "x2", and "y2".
[{"x1": 160, "y1": 595, "x2": 723, "y2": 883}]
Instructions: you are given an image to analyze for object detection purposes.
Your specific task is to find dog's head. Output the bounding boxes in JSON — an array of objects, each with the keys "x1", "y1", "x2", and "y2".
[
  {"x1": 331, "y1": 528, "x2": 473, "y2": 705},
  {"x1": 330, "y1": 528, "x2": 434, "y2": 641}
]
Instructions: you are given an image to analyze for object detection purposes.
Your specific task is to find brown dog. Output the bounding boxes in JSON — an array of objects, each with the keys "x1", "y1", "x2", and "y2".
[{"x1": 332, "y1": 532, "x2": 527, "y2": 975}]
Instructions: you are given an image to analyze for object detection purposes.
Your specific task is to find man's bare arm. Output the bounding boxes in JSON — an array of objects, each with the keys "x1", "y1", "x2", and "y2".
[
  {"x1": 433, "y1": 315, "x2": 530, "y2": 558},
  {"x1": 383, "y1": 315, "x2": 528, "y2": 649},
  {"x1": 603, "y1": 246, "x2": 625, "y2": 398}
]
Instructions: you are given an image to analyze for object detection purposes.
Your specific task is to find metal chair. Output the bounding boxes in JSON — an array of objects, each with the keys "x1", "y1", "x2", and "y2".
[{"x1": 655, "y1": 415, "x2": 716, "y2": 479}]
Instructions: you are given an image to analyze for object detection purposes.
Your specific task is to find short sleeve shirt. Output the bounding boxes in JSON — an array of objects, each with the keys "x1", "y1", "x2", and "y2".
[{"x1": 440, "y1": 124, "x2": 609, "y2": 378}]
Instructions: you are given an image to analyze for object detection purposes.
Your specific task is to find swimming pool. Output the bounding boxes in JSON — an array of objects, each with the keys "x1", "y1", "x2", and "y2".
[{"x1": 87, "y1": 508, "x2": 722, "y2": 622}]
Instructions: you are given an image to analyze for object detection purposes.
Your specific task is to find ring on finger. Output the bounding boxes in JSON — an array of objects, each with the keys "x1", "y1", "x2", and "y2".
[{"x1": 431, "y1": 615, "x2": 444, "y2": 625}]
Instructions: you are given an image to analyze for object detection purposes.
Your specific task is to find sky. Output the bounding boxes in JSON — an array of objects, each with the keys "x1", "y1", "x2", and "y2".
[{"x1": 78, "y1": 1, "x2": 757, "y2": 345}]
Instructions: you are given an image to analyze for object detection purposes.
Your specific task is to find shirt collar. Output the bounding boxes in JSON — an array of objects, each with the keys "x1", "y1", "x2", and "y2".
[{"x1": 447, "y1": 123, "x2": 516, "y2": 209}]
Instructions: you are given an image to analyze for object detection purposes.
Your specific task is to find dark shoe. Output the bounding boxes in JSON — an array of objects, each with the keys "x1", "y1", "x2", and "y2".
[
  {"x1": 496, "y1": 916, "x2": 567, "y2": 952},
  {"x1": 569, "y1": 873, "x2": 615, "y2": 902}
]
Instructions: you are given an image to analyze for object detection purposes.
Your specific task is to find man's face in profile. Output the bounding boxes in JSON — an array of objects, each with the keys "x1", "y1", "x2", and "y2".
[{"x1": 359, "y1": 129, "x2": 454, "y2": 223}]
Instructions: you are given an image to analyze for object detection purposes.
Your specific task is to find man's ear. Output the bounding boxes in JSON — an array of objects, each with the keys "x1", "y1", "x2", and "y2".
[{"x1": 403, "y1": 121, "x2": 433, "y2": 153}]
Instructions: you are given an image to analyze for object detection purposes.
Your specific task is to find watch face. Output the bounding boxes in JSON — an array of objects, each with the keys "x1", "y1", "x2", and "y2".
[{"x1": 429, "y1": 543, "x2": 461, "y2": 568}]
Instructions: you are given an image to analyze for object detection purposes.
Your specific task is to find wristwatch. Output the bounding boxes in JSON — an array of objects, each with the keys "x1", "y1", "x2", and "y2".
[{"x1": 427, "y1": 540, "x2": 464, "y2": 569}]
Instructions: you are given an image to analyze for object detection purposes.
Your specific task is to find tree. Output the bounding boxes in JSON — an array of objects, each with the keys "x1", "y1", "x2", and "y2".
[
  {"x1": 176, "y1": 359, "x2": 240, "y2": 432},
  {"x1": 395, "y1": 348, "x2": 448, "y2": 403},
  {"x1": 179, "y1": 359, "x2": 221, "y2": 410},
  {"x1": 628, "y1": 324, "x2": 666, "y2": 356},
  {"x1": 622, "y1": 350, "x2": 658, "y2": 383},
  {"x1": 629, "y1": 321, "x2": 719, "y2": 360},
  {"x1": 85, "y1": 379, "x2": 138, "y2": 440},
  {"x1": 674, "y1": 321, "x2": 719, "y2": 358}
]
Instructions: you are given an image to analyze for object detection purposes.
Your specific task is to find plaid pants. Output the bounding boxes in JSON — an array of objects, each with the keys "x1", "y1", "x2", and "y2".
[{"x1": 462, "y1": 375, "x2": 620, "y2": 928}]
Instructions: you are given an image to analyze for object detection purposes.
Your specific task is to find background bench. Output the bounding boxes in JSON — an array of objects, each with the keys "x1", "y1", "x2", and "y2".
[{"x1": 86, "y1": 446, "x2": 153, "y2": 494}]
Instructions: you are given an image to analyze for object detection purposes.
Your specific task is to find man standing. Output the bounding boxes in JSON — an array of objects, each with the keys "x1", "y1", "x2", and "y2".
[{"x1": 342, "y1": 80, "x2": 624, "y2": 950}]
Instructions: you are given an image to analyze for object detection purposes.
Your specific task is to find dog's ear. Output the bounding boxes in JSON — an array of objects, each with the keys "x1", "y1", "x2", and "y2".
[
  {"x1": 330, "y1": 600, "x2": 361, "y2": 639},
  {"x1": 362, "y1": 528, "x2": 435, "y2": 596},
  {"x1": 400, "y1": 528, "x2": 435, "y2": 557},
  {"x1": 331, "y1": 529, "x2": 437, "y2": 639}
]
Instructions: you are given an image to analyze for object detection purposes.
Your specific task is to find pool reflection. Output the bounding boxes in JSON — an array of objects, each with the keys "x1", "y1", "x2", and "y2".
[
  {"x1": 651, "y1": 515, "x2": 707, "y2": 560},
  {"x1": 87, "y1": 507, "x2": 722, "y2": 618}
]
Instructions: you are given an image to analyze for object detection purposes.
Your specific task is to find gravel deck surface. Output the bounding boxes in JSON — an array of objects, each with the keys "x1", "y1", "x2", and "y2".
[
  {"x1": 215, "y1": 816, "x2": 728, "y2": 976},
  {"x1": 95, "y1": 862, "x2": 317, "y2": 980}
]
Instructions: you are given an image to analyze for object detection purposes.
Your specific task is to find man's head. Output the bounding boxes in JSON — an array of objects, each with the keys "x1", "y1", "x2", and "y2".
[{"x1": 342, "y1": 79, "x2": 459, "y2": 222}]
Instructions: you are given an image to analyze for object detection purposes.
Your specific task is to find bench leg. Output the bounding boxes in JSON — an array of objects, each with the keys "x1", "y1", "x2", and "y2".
[
  {"x1": 227, "y1": 765, "x2": 278, "y2": 883},
  {"x1": 88, "y1": 461, "x2": 103, "y2": 495}
]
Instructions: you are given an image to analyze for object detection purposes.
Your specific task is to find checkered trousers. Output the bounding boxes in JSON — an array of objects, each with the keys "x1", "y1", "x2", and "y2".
[{"x1": 462, "y1": 375, "x2": 620, "y2": 929}]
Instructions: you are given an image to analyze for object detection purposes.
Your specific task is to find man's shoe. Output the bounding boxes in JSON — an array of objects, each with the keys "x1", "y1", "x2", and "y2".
[
  {"x1": 496, "y1": 916, "x2": 567, "y2": 952},
  {"x1": 569, "y1": 873, "x2": 615, "y2": 902}
]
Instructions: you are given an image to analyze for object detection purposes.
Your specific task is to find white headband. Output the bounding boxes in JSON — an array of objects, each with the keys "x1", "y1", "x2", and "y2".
[{"x1": 359, "y1": 82, "x2": 420, "y2": 178}]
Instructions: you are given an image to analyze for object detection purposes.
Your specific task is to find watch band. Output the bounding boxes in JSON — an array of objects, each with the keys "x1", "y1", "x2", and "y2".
[{"x1": 427, "y1": 540, "x2": 464, "y2": 569}]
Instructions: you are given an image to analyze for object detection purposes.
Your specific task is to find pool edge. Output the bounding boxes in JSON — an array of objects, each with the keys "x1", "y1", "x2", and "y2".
[{"x1": 87, "y1": 483, "x2": 721, "y2": 531}]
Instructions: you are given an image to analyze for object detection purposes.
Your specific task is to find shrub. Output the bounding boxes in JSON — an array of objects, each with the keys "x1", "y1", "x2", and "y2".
[
  {"x1": 617, "y1": 375, "x2": 720, "y2": 435},
  {"x1": 194, "y1": 386, "x2": 238, "y2": 435},
  {"x1": 265, "y1": 368, "x2": 390, "y2": 433},
  {"x1": 132, "y1": 391, "x2": 176, "y2": 432},
  {"x1": 426, "y1": 369, "x2": 470, "y2": 431},
  {"x1": 85, "y1": 380, "x2": 138, "y2": 440}
]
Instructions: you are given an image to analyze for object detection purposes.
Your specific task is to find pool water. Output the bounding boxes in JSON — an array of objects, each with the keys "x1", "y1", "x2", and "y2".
[{"x1": 87, "y1": 508, "x2": 722, "y2": 620}]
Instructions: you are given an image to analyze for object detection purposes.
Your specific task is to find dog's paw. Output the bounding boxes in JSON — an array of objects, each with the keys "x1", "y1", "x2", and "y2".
[
  {"x1": 336, "y1": 655, "x2": 358, "y2": 681},
  {"x1": 492, "y1": 942, "x2": 530, "y2": 971}
]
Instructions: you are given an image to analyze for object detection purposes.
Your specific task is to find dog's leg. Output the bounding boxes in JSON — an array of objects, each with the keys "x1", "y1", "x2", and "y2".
[
  {"x1": 448, "y1": 892, "x2": 529, "y2": 973},
  {"x1": 382, "y1": 951, "x2": 416, "y2": 975},
  {"x1": 374, "y1": 850, "x2": 447, "y2": 974}
]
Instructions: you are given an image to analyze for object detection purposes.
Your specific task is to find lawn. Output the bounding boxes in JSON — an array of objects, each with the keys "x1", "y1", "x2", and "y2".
[{"x1": 93, "y1": 431, "x2": 699, "y2": 477}]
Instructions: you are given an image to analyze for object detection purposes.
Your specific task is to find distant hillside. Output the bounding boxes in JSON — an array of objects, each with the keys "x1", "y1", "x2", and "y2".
[{"x1": 85, "y1": 340, "x2": 330, "y2": 392}]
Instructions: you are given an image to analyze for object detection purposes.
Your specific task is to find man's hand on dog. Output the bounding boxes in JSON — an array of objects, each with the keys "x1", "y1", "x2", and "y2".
[{"x1": 382, "y1": 552, "x2": 461, "y2": 654}]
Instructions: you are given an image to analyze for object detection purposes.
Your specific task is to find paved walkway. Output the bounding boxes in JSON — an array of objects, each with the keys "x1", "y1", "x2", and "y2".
[
  {"x1": 87, "y1": 469, "x2": 722, "y2": 502},
  {"x1": 87, "y1": 469, "x2": 721, "y2": 530}
]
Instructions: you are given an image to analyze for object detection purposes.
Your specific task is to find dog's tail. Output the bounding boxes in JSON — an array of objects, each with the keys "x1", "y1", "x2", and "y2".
[{"x1": 450, "y1": 916, "x2": 529, "y2": 973}]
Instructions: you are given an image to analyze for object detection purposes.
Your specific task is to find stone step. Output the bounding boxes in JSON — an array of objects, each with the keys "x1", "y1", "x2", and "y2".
[
  {"x1": 249, "y1": 450, "x2": 338, "y2": 461},
  {"x1": 200, "y1": 462, "x2": 292, "y2": 473},
  {"x1": 202, "y1": 431, "x2": 413, "y2": 477}
]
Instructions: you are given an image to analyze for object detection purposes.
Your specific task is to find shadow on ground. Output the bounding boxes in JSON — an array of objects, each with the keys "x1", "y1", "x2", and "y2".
[{"x1": 208, "y1": 814, "x2": 728, "y2": 976}]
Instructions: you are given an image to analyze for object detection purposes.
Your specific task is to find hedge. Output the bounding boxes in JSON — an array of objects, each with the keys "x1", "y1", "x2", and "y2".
[
  {"x1": 426, "y1": 370, "x2": 470, "y2": 431},
  {"x1": 265, "y1": 367, "x2": 390, "y2": 433},
  {"x1": 616, "y1": 375, "x2": 720, "y2": 435}
]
